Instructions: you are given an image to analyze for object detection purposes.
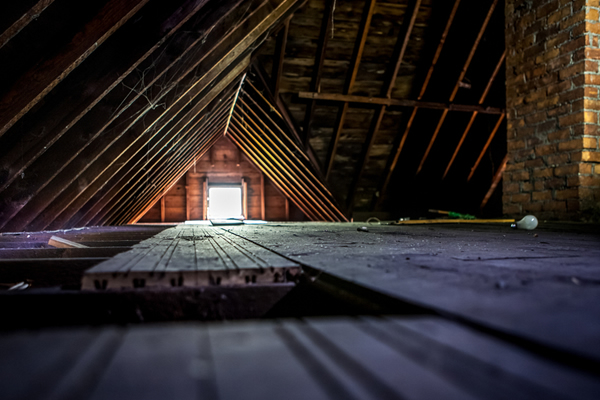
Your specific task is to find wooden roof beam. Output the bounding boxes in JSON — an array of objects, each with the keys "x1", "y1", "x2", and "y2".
[
  {"x1": 443, "y1": 50, "x2": 506, "y2": 179},
  {"x1": 0, "y1": 0, "x2": 56, "y2": 49},
  {"x1": 270, "y1": 17, "x2": 291, "y2": 99},
  {"x1": 4, "y1": 0, "x2": 300, "y2": 231},
  {"x1": 0, "y1": 0, "x2": 152, "y2": 138},
  {"x1": 345, "y1": 0, "x2": 422, "y2": 212},
  {"x1": 325, "y1": 0, "x2": 376, "y2": 181},
  {"x1": 416, "y1": 0, "x2": 499, "y2": 175},
  {"x1": 480, "y1": 153, "x2": 509, "y2": 209},
  {"x1": 467, "y1": 113, "x2": 505, "y2": 182},
  {"x1": 301, "y1": 0, "x2": 335, "y2": 146},
  {"x1": 298, "y1": 92, "x2": 504, "y2": 114},
  {"x1": 376, "y1": 0, "x2": 461, "y2": 208},
  {"x1": 0, "y1": 0, "x2": 229, "y2": 228}
]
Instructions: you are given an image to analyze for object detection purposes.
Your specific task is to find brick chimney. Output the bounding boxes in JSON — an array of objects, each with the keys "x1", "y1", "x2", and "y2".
[{"x1": 505, "y1": 0, "x2": 600, "y2": 221}]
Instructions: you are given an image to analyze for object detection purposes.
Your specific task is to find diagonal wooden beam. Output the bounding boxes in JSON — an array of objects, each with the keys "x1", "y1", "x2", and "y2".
[
  {"x1": 443, "y1": 50, "x2": 505, "y2": 179},
  {"x1": 270, "y1": 17, "x2": 291, "y2": 99},
  {"x1": 345, "y1": 0, "x2": 422, "y2": 211},
  {"x1": 299, "y1": 92, "x2": 505, "y2": 114},
  {"x1": 467, "y1": 113, "x2": 505, "y2": 182},
  {"x1": 325, "y1": 0, "x2": 376, "y2": 180},
  {"x1": 0, "y1": 0, "x2": 151, "y2": 138},
  {"x1": 376, "y1": 0, "x2": 461, "y2": 207},
  {"x1": 416, "y1": 0, "x2": 499, "y2": 174},
  {"x1": 480, "y1": 153, "x2": 509, "y2": 209},
  {"x1": 301, "y1": 0, "x2": 335, "y2": 146},
  {"x1": 0, "y1": 0, "x2": 56, "y2": 49},
  {"x1": 249, "y1": 63, "x2": 324, "y2": 177},
  {"x1": 0, "y1": 0, "x2": 222, "y2": 194}
]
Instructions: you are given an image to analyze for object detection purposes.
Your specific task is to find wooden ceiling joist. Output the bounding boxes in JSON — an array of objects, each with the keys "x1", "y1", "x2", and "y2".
[
  {"x1": 415, "y1": 0, "x2": 499, "y2": 174},
  {"x1": 325, "y1": 0, "x2": 376, "y2": 181},
  {"x1": 270, "y1": 17, "x2": 290, "y2": 99},
  {"x1": 0, "y1": 0, "x2": 151, "y2": 138},
  {"x1": 344, "y1": 0, "x2": 422, "y2": 211},
  {"x1": 376, "y1": 0, "x2": 462, "y2": 207}
]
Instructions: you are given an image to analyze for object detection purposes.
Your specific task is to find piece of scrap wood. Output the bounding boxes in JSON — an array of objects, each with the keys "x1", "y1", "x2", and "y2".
[
  {"x1": 48, "y1": 235, "x2": 89, "y2": 248},
  {"x1": 392, "y1": 219, "x2": 515, "y2": 225}
]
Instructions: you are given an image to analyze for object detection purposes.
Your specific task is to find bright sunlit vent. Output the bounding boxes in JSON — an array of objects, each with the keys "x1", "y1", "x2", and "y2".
[{"x1": 207, "y1": 186, "x2": 243, "y2": 219}]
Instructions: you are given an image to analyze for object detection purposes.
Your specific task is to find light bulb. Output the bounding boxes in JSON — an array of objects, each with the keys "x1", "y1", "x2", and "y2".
[{"x1": 511, "y1": 215, "x2": 538, "y2": 230}]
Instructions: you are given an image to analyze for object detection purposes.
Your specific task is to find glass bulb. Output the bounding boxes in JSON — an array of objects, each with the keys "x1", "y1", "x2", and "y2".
[{"x1": 511, "y1": 215, "x2": 538, "y2": 230}]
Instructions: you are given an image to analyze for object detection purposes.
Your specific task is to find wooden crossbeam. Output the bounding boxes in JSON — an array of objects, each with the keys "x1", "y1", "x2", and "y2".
[
  {"x1": 345, "y1": 0, "x2": 422, "y2": 212},
  {"x1": 443, "y1": 51, "x2": 506, "y2": 179},
  {"x1": 325, "y1": 0, "x2": 376, "y2": 180},
  {"x1": 298, "y1": 92, "x2": 505, "y2": 114},
  {"x1": 301, "y1": 0, "x2": 335, "y2": 146},
  {"x1": 416, "y1": 0, "x2": 499, "y2": 174},
  {"x1": 0, "y1": 0, "x2": 151, "y2": 138},
  {"x1": 48, "y1": 236, "x2": 89, "y2": 249},
  {"x1": 376, "y1": 0, "x2": 461, "y2": 208}
]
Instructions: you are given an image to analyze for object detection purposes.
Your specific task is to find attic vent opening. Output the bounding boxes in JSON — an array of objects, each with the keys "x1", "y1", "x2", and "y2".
[{"x1": 207, "y1": 186, "x2": 243, "y2": 219}]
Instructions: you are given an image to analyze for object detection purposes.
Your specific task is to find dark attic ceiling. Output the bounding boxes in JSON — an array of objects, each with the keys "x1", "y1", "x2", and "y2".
[{"x1": 0, "y1": 0, "x2": 506, "y2": 232}]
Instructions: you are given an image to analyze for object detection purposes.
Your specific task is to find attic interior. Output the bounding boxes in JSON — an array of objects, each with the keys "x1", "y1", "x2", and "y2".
[{"x1": 1, "y1": 0, "x2": 600, "y2": 399}]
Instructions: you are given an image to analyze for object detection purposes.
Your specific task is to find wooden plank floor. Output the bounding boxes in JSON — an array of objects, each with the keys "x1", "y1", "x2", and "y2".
[
  {"x1": 82, "y1": 225, "x2": 301, "y2": 290},
  {"x1": 1, "y1": 316, "x2": 599, "y2": 400},
  {"x1": 225, "y1": 222, "x2": 600, "y2": 368}
]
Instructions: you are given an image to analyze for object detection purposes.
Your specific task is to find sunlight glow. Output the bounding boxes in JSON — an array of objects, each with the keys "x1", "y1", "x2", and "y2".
[{"x1": 207, "y1": 187, "x2": 243, "y2": 219}]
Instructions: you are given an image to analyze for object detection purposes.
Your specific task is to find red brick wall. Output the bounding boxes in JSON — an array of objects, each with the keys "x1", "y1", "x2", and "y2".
[{"x1": 505, "y1": 0, "x2": 600, "y2": 220}]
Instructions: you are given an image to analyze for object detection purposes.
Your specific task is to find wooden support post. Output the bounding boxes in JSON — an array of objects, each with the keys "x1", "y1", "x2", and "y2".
[
  {"x1": 242, "y1": 178, "x2": 248, "y2": 219},
  {"x1": 261, "y1": 172, "x2": 266, "y2": 220},
  {"x1": 160, "y1": 196, "x2": 166, "y2": 222},
  {"x1": 285, "y1": 197, "x2": 289, "y2": 221},
  {"x1": 203, "y1": 178, "x2": 208, "y2": 220},
  {"x1": 185, "y1": 173, "x2": 191, "y2": 221}
]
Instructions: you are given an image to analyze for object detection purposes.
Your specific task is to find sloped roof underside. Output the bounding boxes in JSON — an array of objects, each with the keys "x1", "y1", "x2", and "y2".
[{"x1": 0, "y1": 0, "x2": 506, "y2": 231}]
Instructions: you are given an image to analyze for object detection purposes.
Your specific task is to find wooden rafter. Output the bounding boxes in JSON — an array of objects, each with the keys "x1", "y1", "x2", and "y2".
[
  {"x1": 0, "y1": 0, "x2": 56, "y2": 49},
  {"x1": 325, "y1": 0, "x2": 376, "y2": 180},
  {"x1": 467, "y1": 113, "x2": 505, "y2": 182},
  {"x1": 416, "y1": 0, "x2": 499, "y2": 174},
  {"x1": 345, "y1": 0, "x2": 422, "y2": 211},
  {"x1": 0, "y1": 0, "x2": 229, "y2": 196},
  {"x1": 301, "y1": 0, "x2": 335, "y2": 146},
  {"x1": 270, "y1": 17, "x2": 291, "y2": 99},
  {"x1": 3, "y1": 0, "x2": 302, "y2": 232},
  {"x1": 480, "y1": 153, "x2": 509, "y2": 209},
  {"x1": 248, "y1": 64, "x2": 323, "y2": 177},
  {"x1": 376, "y1": 0, "x2": 461, "y2": 208},
  {"x1": 0, "y1": 0, "x2": 152, "y2": 138},
  {"x1": 299, "y1": 92, "x2": 504, "y2": 114},
  {"x1": 443, "y1": 50, "x2": 506, "y2": 179}
]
